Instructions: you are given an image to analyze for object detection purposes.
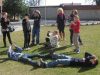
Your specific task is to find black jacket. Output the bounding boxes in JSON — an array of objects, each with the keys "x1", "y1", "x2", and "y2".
[
  {"x1": 22, "y1": 19, "x2": 31, "y2": 32},
  {"x1": 1, "y1": 17, "x2": 9, "y2": 29},
  {"x1": 32, "y1": 15, "x2": 41, "y2": 29}
]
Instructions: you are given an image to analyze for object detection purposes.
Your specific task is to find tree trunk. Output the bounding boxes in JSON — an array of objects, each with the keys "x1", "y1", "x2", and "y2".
[{"x1": 13, "y1": 13, "x2": 16, "y2": 21}]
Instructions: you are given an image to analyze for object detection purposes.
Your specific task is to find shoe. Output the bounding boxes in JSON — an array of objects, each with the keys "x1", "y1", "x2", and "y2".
[
  {"x1": 76, "y1": 49, "x2": 80, "y2": 54},
  {"x1": 71, "y1": 43, "x2": 74, "y2": 46},
  {"x1": 39, "y1": 58, "x2": 46, "y2": 68},
  {"x1": 25, "y1": 47, "x2": 31, "y2": 50},
  {"x1": 30, "y1": 43, "x2": 35, "y2": 47}
]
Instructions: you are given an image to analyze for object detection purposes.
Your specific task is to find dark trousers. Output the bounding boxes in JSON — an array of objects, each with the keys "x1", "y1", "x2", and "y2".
[
  {"x1": 69, "y1": 29, "x2": 82, "y2": 44},
  {"x1": 2, "y1": 31, "x2": 12, "y2": 46},
  {"x1": 23, "y1": 32, "x2": 30, "y2": 48},
  {"x1": 19, "y1": 54, "x2": 38, "y2": 67}
]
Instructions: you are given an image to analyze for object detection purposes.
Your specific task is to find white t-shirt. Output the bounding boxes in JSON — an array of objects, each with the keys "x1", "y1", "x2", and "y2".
[{"x1": 50, "y1": 34, "x2": 60, "y2": 47}]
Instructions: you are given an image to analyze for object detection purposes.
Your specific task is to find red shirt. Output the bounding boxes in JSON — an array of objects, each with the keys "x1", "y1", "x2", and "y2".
[{"x1": 72, "y1": 20, "x2": 80, "y2": 33}]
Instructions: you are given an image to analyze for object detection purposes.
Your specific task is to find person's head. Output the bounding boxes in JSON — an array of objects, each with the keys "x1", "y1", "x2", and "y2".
[
  {"x1": 53, "y1": 31, "x2": 58, "y2": 35},
  {"x1": 73, "y1": 9, "x2": 78, "y2": 15},
  {"x1": 2, "y1": 12, "x2": 8, "y2": 18},
  {"x1": 57, "y1": 8, "x2": 64, "y2": 14},
  {"x1": 74, "y1": 15, "x2": 79, "y2": 22},
  {"x1": 47, "y1": 31, "x2": 51, "y2": 37},
  {"x1": 89, "y1": 55, "x2": 98, "y2": 67},
  {"x1": 24, "y1": 14, "x2": 29, "y2": 20},
  {"x1": 33, "y1": 10, "x2": 40, "y2": 17}
]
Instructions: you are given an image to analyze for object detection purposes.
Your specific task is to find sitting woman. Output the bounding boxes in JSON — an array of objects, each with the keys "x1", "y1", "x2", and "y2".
[{"x1": 44, "y1": 31, "x2": 60, "y2": 48}]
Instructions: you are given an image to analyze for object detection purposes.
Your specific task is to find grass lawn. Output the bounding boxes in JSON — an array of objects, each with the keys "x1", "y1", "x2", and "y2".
[{"x1": 0, "y1": 25, "x2": 100, "y2": 75}]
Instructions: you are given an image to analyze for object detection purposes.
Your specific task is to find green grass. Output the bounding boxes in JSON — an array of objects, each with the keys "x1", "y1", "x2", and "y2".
[{"x1": 0, "y1": 25, "x2": 100, "y2": 75}]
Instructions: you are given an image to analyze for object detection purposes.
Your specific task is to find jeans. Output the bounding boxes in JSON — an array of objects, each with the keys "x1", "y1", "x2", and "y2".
[
  {"x1": 46, "y1": 57, "x2": 72, "y2": 68},
  {"x1": 2, "y1": 31, "x2": 12, "y2": 46},
  {"x1": 30, "y1": 53, "x2": 72, "y2": 68},
  {"x1": 19, "y1": 54, "x2": 38, "y2": 66},
  {"x1": 32, "y1": 28, "x2": 40, "y2": 44}
]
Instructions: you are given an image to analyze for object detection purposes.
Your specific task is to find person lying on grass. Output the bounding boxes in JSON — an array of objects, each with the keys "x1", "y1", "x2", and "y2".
[
  {"x1": 7, "y1": 45, "x2": 41, "y2": 67},
  {"x1": 38, "y1": 52, "x2": 98, "y2": 68},
  {"x1": 7, "y1": 45, "x2": 98, "y2": 68}
]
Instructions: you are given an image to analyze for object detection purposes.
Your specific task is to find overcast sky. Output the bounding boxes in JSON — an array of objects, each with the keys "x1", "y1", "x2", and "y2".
[{"x1": 40, "y1": 0, "x2": 94, "y2": 6}]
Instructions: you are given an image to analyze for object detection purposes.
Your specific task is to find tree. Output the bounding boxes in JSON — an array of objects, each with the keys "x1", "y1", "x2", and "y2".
[
  {"x1": 3, "y1": 0, "x2": 28, "y2": 21},
  {"x1": 28, "y1": 0, "x2": 41, "y2": 6},
  {"x1": 86, "y1": 0, "x2": 100, "y2": 5}
]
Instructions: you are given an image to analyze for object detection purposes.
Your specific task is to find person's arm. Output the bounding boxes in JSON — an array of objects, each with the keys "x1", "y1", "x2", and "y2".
[
  {"x1": 22, "y1": 19, "x2": 26, "y2": 32},
  {"x1": 1, "y1": 18, "x2": 5, "y2": 26}
]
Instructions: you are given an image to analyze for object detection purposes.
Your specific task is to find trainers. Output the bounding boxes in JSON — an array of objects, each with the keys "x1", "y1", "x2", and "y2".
[
  {"x1": 39, "y1": 59, "x2": 46, "y2": 68},
  {"x1": 76, "y1": 49, "x2": 80, "y2": 54}
]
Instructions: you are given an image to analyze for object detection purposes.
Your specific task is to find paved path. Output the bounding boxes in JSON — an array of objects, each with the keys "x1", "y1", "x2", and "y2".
[{"x1": 0, "y1": 20, "x2": 100, "y2": 36}]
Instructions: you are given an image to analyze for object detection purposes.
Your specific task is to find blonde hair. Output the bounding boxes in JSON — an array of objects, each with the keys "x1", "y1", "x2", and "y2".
[
  {"x1": 57, "y1": 8, "x2": 64, "y2": 14},
  {"x1": 73, "y1": 9, "x2": 78, "y2": 15}
]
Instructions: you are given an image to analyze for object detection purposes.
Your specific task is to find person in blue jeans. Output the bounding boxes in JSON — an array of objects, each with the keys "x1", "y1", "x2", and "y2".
[
  {"x1": 38, "y1": 52, "x2": 98, "y2": 68},
  {"x1": 7, "y1": 45, "x2": 40, "y2": 67},
  {"x1": 30, "y1": 10, "x2": 41, "y2": 46}
]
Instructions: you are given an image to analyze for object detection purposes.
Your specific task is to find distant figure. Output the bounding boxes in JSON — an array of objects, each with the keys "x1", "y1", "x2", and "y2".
[
  {"x1": 22, "y1": 14, "x2": 31, "y2": 50},
  {"x1": 56, "y1": 8, "x2": 66, "y2": 41},
  {"x1": 69, "y1": 9, "x2": 83, "y2": 46},
  {"x1": 0, "y1": 12, "x2": 12, "y2": 47},
  {"x1": 30, "y1": 10, "x2": 41, "y2": 46}
]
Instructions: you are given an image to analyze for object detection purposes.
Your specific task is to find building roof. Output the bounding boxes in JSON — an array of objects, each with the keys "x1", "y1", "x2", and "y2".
[
  {"x1": 62, "y1": 5, "x2": 100, "y2": 10},
  {"x1": 30, "y1": 5, "x2": 100, "y2": 10}
]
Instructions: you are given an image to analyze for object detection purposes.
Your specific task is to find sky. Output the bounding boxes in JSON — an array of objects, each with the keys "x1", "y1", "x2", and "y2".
[{"x1": 40, "y1": 0, "x2": 95, "y2": 6}]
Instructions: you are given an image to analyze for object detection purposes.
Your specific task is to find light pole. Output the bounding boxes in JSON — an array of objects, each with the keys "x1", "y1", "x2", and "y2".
[{"x1": 45, "y1": 0, "x2": 46, "y2": 25}]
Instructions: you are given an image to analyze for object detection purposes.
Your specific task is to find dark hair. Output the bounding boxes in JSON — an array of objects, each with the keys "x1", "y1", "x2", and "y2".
[
  {"x1": 25, "y1": 14, "x2": 29, "y2": 16},
  {"x1": 93, "y1": 60, "x2": 98, "y2": 67}
]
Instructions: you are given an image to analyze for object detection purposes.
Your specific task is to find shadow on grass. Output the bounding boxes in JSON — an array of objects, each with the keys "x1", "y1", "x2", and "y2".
[
  {"x1": 32, "y1": 45, "x2": 71, "y2": 54},
  {"x1": 0, "y1": 50, "x2": 7, "y2": 55},
  {"x1": 0, "y1": 58, "x2": 10, "y2": 63},
  {"x1": 78, "y1": 67, "x2": 95, "y2": 73}
]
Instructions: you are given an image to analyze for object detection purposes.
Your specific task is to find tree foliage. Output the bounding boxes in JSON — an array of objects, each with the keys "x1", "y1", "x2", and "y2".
[{"x1": 3, "y1": 0, "x2": 29, "y2": 20}]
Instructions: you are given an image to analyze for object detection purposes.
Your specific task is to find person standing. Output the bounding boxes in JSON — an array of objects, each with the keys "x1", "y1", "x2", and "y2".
[
  {"x1": 69, "y1": 9, "x2": 83, "y2": 46},
  {"x1": 22, "y1": 14, "x2": 31, "y2": 50},
  {"x1": 30, "y1": 10, "x2": 41, "y2": 46},
  {"x1": 71, "y1": 15, "x2": 81, "y2": 53},
  {"x1": 0, "y1": 12, "x2": 12, "y2": 47},
  {"x1": 56, "y1": 8, "x2": 66, "y2": 41}
]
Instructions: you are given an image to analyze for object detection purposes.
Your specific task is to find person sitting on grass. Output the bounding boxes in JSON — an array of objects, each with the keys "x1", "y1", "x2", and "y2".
[
  {"x1": 7, "y1": 45, "x2": 40, "y2": 67},
  {"x1": 39, "y1": 52, "x2": 98, "y2": 68},
  {"x1": 44, "y1": 31, "x2": 60, "y2": 48}
]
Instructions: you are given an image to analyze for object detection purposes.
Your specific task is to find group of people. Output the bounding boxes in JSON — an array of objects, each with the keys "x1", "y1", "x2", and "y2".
[
  {"x1": 1, "y1": 8, "x2": 83, "y2": 53},
  {"x1": 0, "y1": 7, "x2": 99, "y2": 69},
  {"x1": 7, "y1": 45, "x2": 98, "y2": 68}
]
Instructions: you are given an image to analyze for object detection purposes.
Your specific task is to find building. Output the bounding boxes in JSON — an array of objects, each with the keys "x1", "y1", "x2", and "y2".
[
  {"x1": 0, "y1": 0, "x2": 2, "y2": 18},
  {"x1": 29, "y1": 5, "x2": 100, "y2": 20}
]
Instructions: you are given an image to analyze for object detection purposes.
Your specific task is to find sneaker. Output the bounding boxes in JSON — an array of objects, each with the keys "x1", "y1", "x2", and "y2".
[
  {"x1": 25, "y1": 48, "x2": 31, "y2": 50},
  {"x1": 39, "y1": 59, "x2": 46, "y2": 68},
  {"x1": 76, "y1": 49, "x2": 80, "y2": 54}
]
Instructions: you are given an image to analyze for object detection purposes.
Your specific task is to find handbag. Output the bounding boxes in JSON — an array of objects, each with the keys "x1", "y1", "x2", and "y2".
[{"x1": 7, "y1": 24, "x2": 15, "y2": 32}]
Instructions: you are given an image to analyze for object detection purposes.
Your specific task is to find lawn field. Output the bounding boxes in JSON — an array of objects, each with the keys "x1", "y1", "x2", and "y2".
[{"x1": 0, "y1": 25, "x2": 100, "y2": 75}]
